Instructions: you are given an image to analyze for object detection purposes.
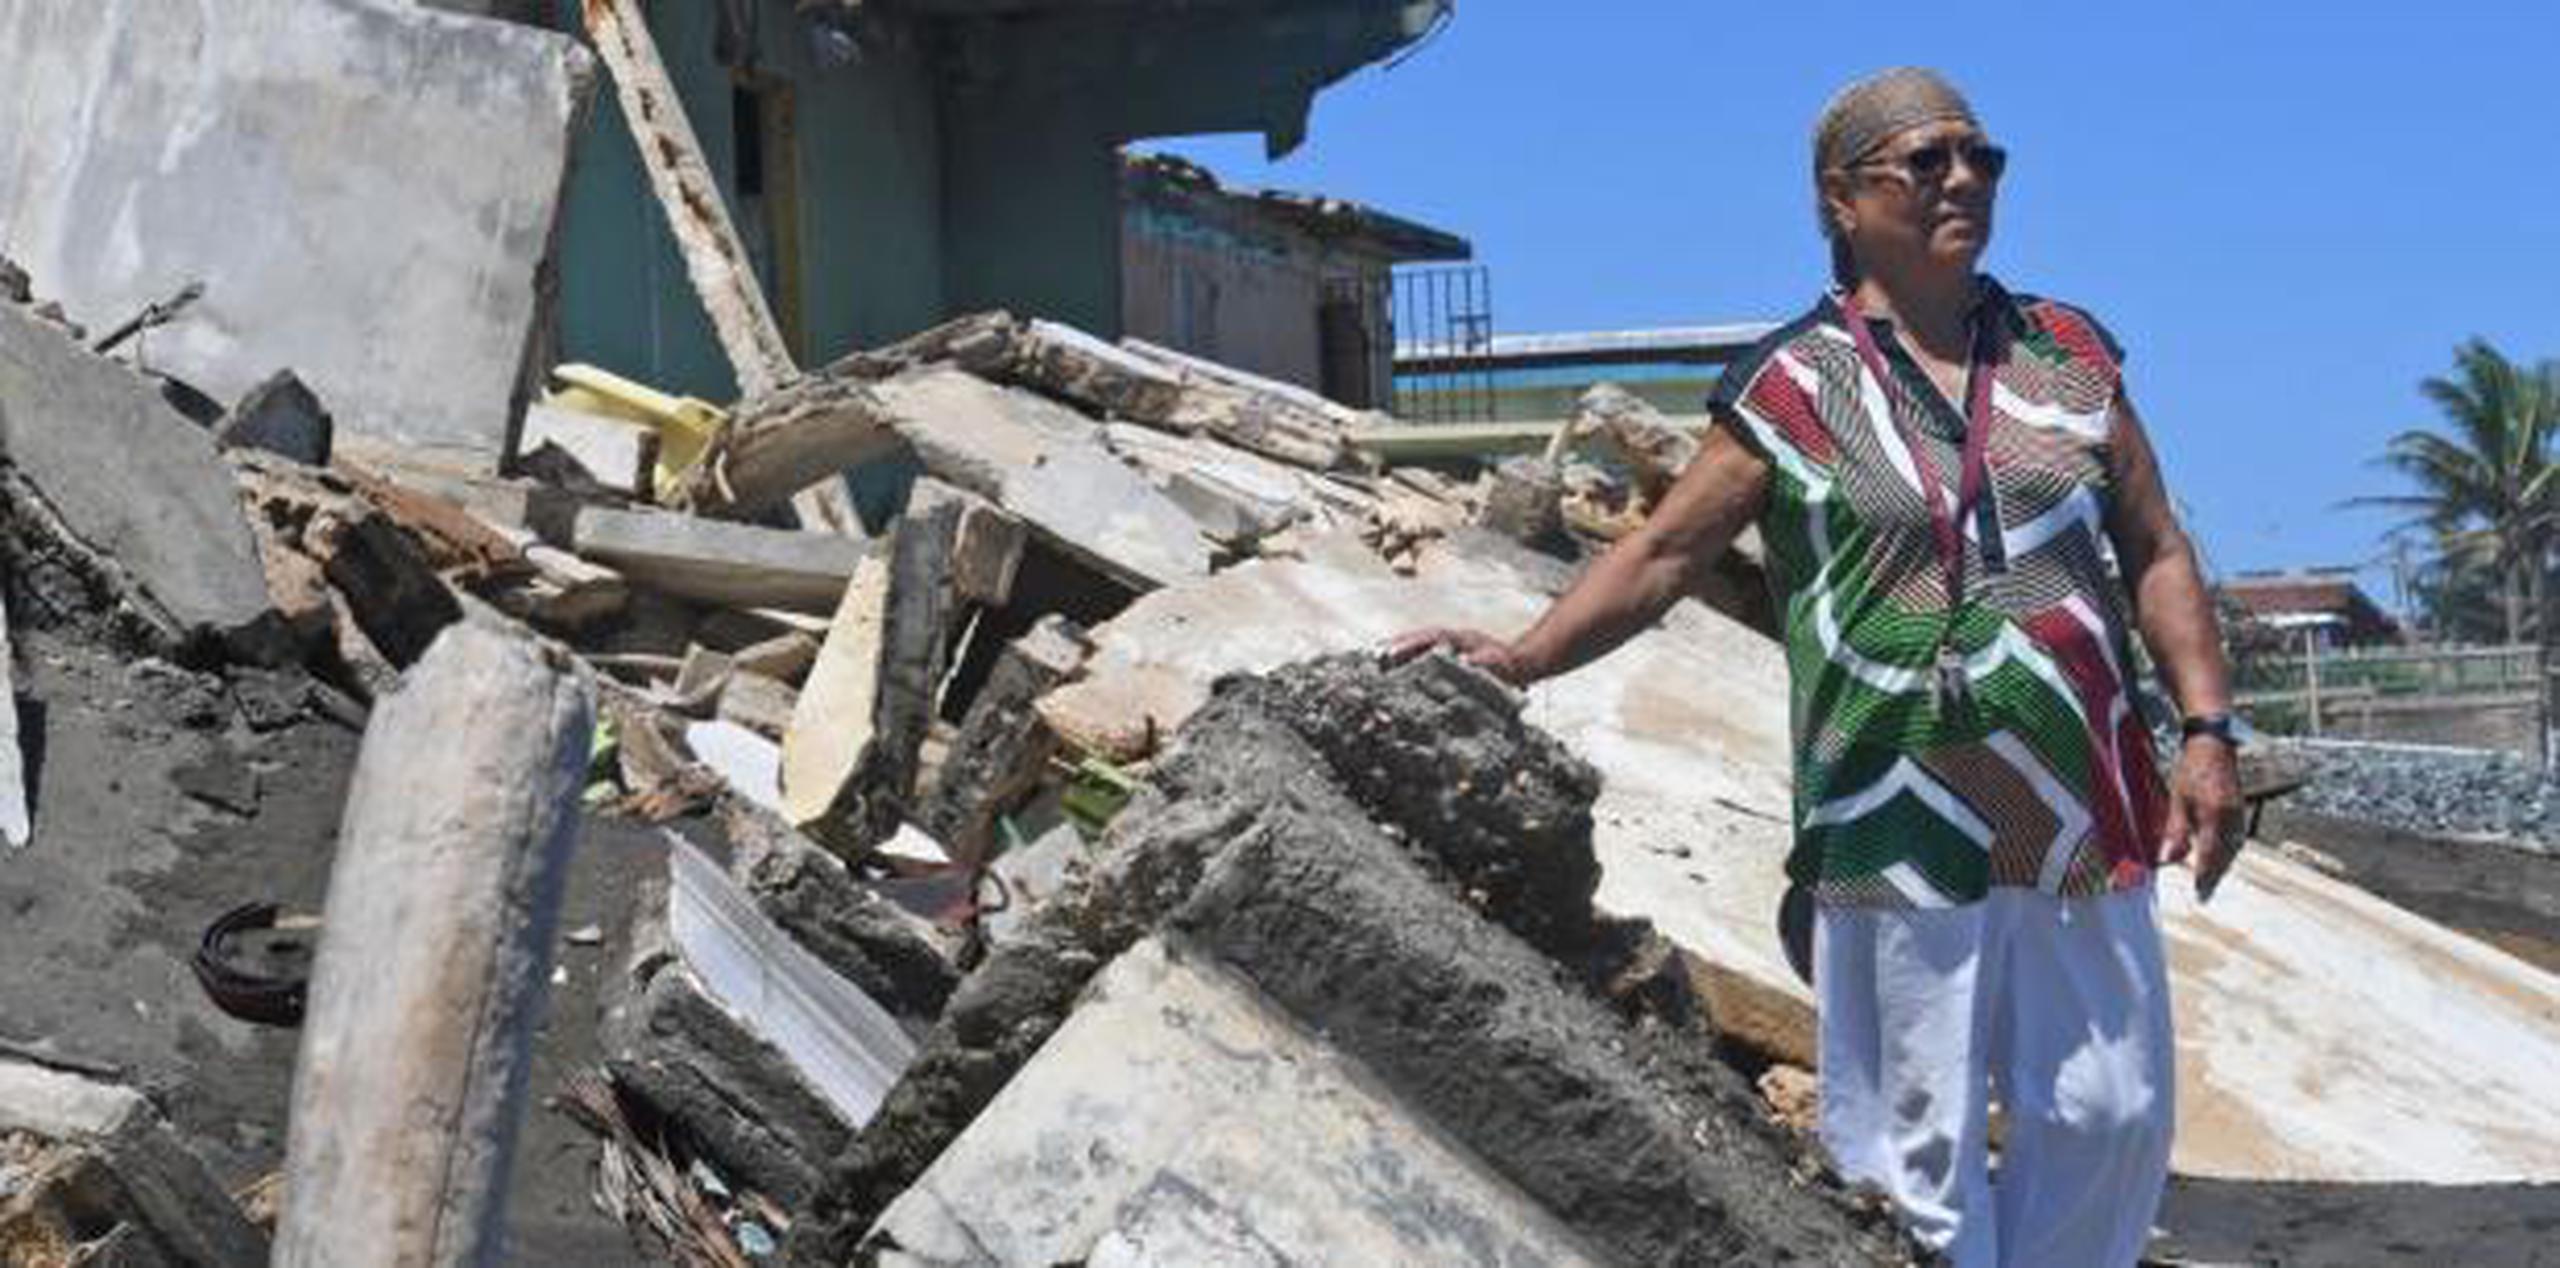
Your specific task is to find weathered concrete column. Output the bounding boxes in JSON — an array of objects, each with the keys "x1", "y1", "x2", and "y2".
[{"x1": 275, "y1": 619, "x2": 596, "y2": 1267}]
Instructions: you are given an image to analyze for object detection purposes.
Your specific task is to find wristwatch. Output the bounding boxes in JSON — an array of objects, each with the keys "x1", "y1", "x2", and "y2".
[{"x1": 2180, "y1": 711, "x2": 2240, "y2": 747}]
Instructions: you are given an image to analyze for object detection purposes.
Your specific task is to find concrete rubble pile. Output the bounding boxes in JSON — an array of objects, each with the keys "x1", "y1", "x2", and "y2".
[
  {"x1": 0, "y1": 174, "x2": 1867, "y2": 1265},
  {"x1": 5, "y1": 2, "x2": 2559, "y2": 1264}
]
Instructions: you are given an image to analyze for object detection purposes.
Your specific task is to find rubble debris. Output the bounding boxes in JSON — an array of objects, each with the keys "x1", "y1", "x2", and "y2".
[
  {"x1": 306, "y1": 505, "x2": 465, "y2": 666},
  {"x1": 0, "y1": 0, "x2": 594, "y2": 469},
  {"x1": 944, "y1": 484, "x2": 1028, "y2": 606},
  {"x1": 1121, "y1": 336, "x2": 1370, "y2": 470},
  {"x1": 517, "y1": 401, "x2": 659, "y2": 499},
  {"x1": 671, "y1": 372, "x2": 896, "y2": 519},
  {"x1": 870, "y1": 366, "x2": 1213, "y2": 590},
  {"x1": 866, "y1": 940, "x2": 1613, "y2": 1266},
  {"x1": 275, "y1": 621, "x2": 594, "y2": 1267},
  {"x1": 723, "y1": 803, "x2": 961, "y2": 1021},
  {"x1": 583, "y1": 0, "x2": 795, "y2": 400},
  {"x1": 688, "y1": 719, "x2": 787, "y2": 817},
  {"x1": 214, "y1": 370, "x2": 334, "y2": 467},
  {"x1": 1476, "y1": 454, "x2": 1572, "y2": 552},
  {"x1": 1570, "y1": 381, "x2": 1697, "y2": 511},
  {"x1": 0, "y1": 1059, "x2": 268, "y2": 1267},
  {"x1": 955, "y1": 819, "x2": 1080, "y2": 954},
  {"x1": 0, "y1": 256, "x2": 27, "y2": 305},
  {"x1": 916, "y1": 615, "x2": 1093, "y2": 866},
  {"x1": 716, "y1": 669, "x2": 799, "y2": 739},
  {"x1": 569, "y1": 504, "x2": 864, "y2": 612},
  {"x1": 727, "y1": 629, "x2": 822, "y2": 683},
  {"x1": 605, "y1": 834, "x2": 919, "y2": 1208},
  {"x1": 0, "y1": 303, "x2": 285, "y2": 660},
  {"x1": 555, "y1": 1073, "x2": 765, "y2": 1268},
  {"x1": 780, "y1": 497, "x2": 962, "y2": 854},
  {"x1": 801, "y1": 653, "x2": 1900, "y2": 1264}
]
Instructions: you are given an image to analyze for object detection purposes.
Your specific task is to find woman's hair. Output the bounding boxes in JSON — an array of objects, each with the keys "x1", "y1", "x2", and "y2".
[{"x1": 1811, "y1": 68, "x2": 1978, "y2": 290}]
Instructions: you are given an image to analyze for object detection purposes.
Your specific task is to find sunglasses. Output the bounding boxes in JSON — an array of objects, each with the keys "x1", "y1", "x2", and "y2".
[{"x1": 1854, "y1": 138, "x2": 2008, "y2": 187}]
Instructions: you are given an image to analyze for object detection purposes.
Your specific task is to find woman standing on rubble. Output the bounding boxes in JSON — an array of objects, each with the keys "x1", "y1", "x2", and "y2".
[{"x1": 1394, "y1": 67, "x2": 2240, "y2": 1266}]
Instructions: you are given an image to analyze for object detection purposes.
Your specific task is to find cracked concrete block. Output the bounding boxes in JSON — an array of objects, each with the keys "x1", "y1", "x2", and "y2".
[
  {"x1": 0, "y1": 303, "x2": 282, "y2": 657},
  {"x1": 872, "y1": 367, "x2": 1210, "y2": 591}
]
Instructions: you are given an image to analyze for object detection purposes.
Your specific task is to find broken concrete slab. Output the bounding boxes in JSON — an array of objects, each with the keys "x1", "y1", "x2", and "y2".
[
  {"x1": 0, "y1": 0, "x2": 594, "y2": 470},
  {"x1": 0, "y1": 1059, "x2": 268, "y2": 1267},
  {"x1": 946, "y1": 486, "x2": 1028, "y2": 607},
  {"x1": 2159, "y1": 845, "x2": 2560, "y2": 1182},
  {"x1": 839, "y1": 656, "x2": 1899, "y2": 1265},
  {"x1": 780, "y1": 497, "x2": 962, "y2": 854},
  {"x1": 871, "y1": 367, "x2": 1212, "y2": 590},
  {"x1": 214, "y1": 370, "x2": 334, "y2": 467},
  {"x1": 0, "y1": 303, "x2": 281, "y2": 656},
  {"x1": 864, "y1": 938, "x2": 1611, "y2": 1266},
  {"x1": 570, "y1": 504, "x2": 865, "y2": 612},
  {"x1": 717, "y1": 670, "x2": 799, "y2": 739},
  {"x1": 516, "y1": 402, "x2": 658, "y2": 499},
  {"x1": 605, "y1": 834, "x2": 918, "y2": 1207},
  {"x1": 917, "y1": 615, "x2": 1092, "y2": 864}
]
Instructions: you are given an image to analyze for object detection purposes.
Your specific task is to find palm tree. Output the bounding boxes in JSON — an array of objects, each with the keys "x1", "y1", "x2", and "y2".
[{"x1": 2361, "y1": 339, "x2": 2560, "y2": 645}]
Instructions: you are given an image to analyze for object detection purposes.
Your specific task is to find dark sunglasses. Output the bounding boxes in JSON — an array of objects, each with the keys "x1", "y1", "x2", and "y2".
[{"x1": 1856, "y1": 138, "x2": 2008, "y2": 186}]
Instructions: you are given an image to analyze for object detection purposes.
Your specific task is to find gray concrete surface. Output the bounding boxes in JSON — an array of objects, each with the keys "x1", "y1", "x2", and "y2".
[
  {"x1": 864, "y1": 938, "x2": 1611, "y2": 1266},
  {"x1": 0, "y1": 303, "x2": 279, "y2": 653},
  {"x1": 0, "y1": 0, "x2": 592, "y2": 470}
]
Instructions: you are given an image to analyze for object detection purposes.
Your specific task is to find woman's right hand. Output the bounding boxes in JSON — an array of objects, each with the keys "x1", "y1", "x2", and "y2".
[{"x1": 1382, "y1": 627, "x2": 1534, "y2": 687}]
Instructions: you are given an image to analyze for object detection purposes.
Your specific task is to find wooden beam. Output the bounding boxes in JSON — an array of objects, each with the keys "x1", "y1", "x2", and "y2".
[
  {"x1": 582, "y1": 0, "x2": 797, "y2": 398},
  {"x1": 274, "y1": 621, "x2": 594, "y2": 1267}
]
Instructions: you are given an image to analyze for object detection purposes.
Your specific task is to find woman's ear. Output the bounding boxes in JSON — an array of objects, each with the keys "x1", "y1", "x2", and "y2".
[{"x1": 1819, "y1": 171, "x2": 1858, "y2": 238}]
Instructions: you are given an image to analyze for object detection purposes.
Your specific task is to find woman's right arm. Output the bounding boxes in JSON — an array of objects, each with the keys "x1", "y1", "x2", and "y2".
[{"x1": 1392, "y1": 421, "x2": 1772, "y2": 686}]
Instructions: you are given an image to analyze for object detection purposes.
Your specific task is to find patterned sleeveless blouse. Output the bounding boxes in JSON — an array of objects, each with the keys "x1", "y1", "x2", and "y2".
[{"x1": 1707, "y1": 276, "x2": 2166, "y2": 909}]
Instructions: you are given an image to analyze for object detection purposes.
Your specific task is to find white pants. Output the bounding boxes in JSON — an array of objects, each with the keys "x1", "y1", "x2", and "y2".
[{"x1": 1816, "y1": 886, "x2": 2175, "y2": 1268}]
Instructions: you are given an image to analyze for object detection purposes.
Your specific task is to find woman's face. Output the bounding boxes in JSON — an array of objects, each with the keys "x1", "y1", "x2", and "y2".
[{"x1": 1827, "y1": 119, "x2": 2004, "y2": 279}]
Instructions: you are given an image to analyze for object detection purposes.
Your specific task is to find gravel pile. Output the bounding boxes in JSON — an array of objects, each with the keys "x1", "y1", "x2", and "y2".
[{"x1": 2270, "y1": 739, "x2": 2558, "y2": 852}]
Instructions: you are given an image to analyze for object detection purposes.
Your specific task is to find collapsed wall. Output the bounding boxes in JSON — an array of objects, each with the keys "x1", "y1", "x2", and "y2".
[{"x1": 791, "y1": 654, "x2": 1906, "y2": 1265}]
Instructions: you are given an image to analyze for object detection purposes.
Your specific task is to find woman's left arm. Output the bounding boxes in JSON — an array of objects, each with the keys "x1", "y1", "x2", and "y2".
[{"x1": 2104, "y1": 390, "x2": 2245, "y2": 900}]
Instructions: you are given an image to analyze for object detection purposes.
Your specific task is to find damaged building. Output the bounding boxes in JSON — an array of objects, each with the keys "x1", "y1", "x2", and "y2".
[{"x1": 3, "y1": 1, "x2": 2560, "y2": 1266}]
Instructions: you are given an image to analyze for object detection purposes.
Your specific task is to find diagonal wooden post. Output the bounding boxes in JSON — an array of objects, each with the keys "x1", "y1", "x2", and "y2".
[
  {"x1": 582, "y1": 0, "x2": 798, "y2": 399},
  {"x1": 275, "y1": 620, "x2": 595, "y2": 1267}
]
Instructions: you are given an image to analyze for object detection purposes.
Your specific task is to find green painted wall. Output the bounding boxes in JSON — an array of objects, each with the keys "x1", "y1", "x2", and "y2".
[
  {"x1": 554, "y1": 0, "x2": 943, "y2": 402},
  {"x1": 940, "y1": 93, "x2": 1122, "y2": 336}
]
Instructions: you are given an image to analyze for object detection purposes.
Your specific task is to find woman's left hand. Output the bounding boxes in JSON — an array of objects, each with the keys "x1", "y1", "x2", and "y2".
[{"x1": 2160, "y1": 737, "x2": 2244, "y2": 902}]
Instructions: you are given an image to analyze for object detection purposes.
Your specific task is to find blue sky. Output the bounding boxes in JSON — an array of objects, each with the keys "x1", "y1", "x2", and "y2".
[{"x1": 1155, "y1": 2, "x2": 2559, "y2": 613}]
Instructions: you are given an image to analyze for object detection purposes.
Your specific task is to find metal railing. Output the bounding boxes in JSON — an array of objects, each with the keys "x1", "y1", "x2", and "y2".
[{"x1": 1389, "y1": 264, "x2": 1495, "y2": 424}]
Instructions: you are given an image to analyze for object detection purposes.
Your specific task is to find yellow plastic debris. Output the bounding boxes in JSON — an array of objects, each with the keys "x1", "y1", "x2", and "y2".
[{"x1": 543, "y1": 363, "x2": 728, "y2": 499}]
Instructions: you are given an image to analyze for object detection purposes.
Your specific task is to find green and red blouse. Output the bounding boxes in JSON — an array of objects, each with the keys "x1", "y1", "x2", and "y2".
[{"x1": 1708, "y1": 276, "x2": 2167, "y2": 908}]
